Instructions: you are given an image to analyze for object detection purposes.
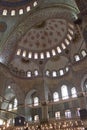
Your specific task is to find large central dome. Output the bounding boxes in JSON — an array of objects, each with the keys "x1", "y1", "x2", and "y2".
[{"x1": 18, "y1": 18, "x2": 74, "y2": 51}]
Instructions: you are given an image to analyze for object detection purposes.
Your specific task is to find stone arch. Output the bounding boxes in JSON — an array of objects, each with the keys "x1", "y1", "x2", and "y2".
[
  {"x1": 25, "y1": 89, "x2": 38, "y2": 121},
  {"x1": 25, "y1": 89, "x2": 36, "y2": 105}
]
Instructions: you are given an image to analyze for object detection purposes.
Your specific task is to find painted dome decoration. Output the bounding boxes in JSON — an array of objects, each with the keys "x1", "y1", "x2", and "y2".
[{"x1": 16, "y1": 18, "x2": 74, "y2": 60}]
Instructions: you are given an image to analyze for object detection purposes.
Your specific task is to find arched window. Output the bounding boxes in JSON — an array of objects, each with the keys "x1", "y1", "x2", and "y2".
[
  {"x1": 71, "y1": 87, "x2": 77, "y2": 98},
  {"x1": 28, "y1": 52, "x2": 32, "y2": 58},
  {"x1": 67, "y1": 34, "x2": 72, "y2": 41},
  {"x1": 17, "y1": 49, "x2": 21, "y2": 56},
  {"x1": 22, "y1": 50, "x2": 27, "y2": 57},
  {"x1": 33, "y1": 1, "x2": 37, "y2": 7},
  {"x1": 40, "y1": 53, "x2": 44, "y2": 59},
  {"x1": 11, "y1": 10, "x2": 15, "y2": 16},
  {"x1": 34, "y1": 97, "x2": 39, "y2": 106},
  {"x1": 8, "y1": 104, "x2": 12, "y2": 111},
  {"x1": 59, "y1": 69, "x2": 64, "y2": 76},
  {"x1": 13, "y1": 98, "x2": 18, "y2": 110},
  {"x1": 46, "y1": 70, "x2": 50, "y2": 76},
  {"x1": 52, "y1": 49, "x2": 56, "y2": 56},
  {"x1": 34, "y1": 53, "x2": 38, "y2": 59},
  {"x1": 27, "y1": 71, "x2": 31, "y2": 77},
  {"x1": 34, "y1": 70, "x2": 38, "y2": 76},
  {"x1": 81, "y1": 50, "x2": 87, "y2": 57},
  {"x1": 46, "y1": 51, "x2": 50, "y2": 58},
  {"x1": 75, "y1": 55, "x2": 80, "y2": 61},
  {"x1": 66, "y1": 67, "x2": 69, "y2": 72},
  {"x1": 34, "y1": 115, "x2": 39, "y2": 122},
  {"x1": 65, "y1": 38, "x2": 70, "y2": 45},
  {"x1": 68, "y1": 28, "x2": 74, "y2": 35},
  {"x1": 19, "y1": 9, "x2": 23, "y2": 15},
  {"x1": 62, "y1": 43, "x2": 66, "y2": 49},
  {"x1": 26, "y1": 6, "x2": 31, "y2": 12},
  {"x1": 76, "y1": 108, "x2": 80, "y2": 117},
  {"x1": 57, "y1": 46, "x2": 61, "y2": 53},
  {"x1": 65, "y1": 110, "x2": 71, "y2": 118},
  {"x1": 55, "y1": 111, "x2": 60, "y2": 119},
  {"x1": 61, "y1": 85, "x2": 69, "y2": 99},
  {"x1": 2, "y1": 9, "x2": 7, "y2": 15},
  {"x1": 52, "y1": 71, "x2": 57, "y2": 77},
  {"x1": 53, "y1": 92, "x2": 59, "y2": 102}
]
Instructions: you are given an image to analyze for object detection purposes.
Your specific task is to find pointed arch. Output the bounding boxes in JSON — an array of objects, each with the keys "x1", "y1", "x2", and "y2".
[
  {"x1": 53, "y1": 92, "x2": 59, "y2": 102},
  {"x1": 61, "y1": 85, "x2": 69, "y2": 99},
  {"x1": 71, "y1": 87, "x2": 77, "y2": 97}
]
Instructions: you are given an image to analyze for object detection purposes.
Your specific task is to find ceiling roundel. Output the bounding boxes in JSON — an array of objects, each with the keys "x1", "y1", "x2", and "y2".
[{"x1": 0, "y1": 0, "x2": 32, "y2": 7}]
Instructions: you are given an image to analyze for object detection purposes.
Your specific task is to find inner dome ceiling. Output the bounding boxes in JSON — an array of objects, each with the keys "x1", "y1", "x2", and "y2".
[
  {"x1": 18, "y1": 18, "x2": 74, "y2": 52},
  {"x1": 0, "y1": 0, "x2": 85, "y2": 79}
]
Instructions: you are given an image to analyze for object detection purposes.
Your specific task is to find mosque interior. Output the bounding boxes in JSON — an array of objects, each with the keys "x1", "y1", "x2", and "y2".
[{"x1": 0, "y1": 0, "x2": 87, "y2": 130}]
